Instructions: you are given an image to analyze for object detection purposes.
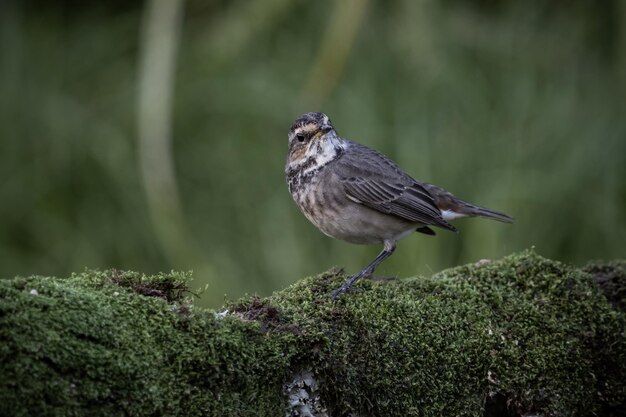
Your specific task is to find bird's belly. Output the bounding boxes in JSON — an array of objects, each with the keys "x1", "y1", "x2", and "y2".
[
  {"x1": 315, "y1": 207, "x2": 417, "y2": 244},
  {"x1": 294, "y1": 183, "x2": 417, "y2": 245}
]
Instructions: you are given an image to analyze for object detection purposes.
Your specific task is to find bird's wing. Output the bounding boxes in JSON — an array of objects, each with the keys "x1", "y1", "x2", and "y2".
[
  {"x1": 335, "y1": 142, "x2": 457, "y2": 232},
  {"x1": 342, "y1": 177, "x2": 456, "y2": 231}
]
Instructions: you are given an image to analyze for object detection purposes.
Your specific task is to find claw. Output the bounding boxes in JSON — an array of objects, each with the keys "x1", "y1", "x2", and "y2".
[
  {"x1": 331, "y1": 283, "x2": 363, "y2": 299},
  {"x1": 331, "y1": 240, "x2": 397, "y2": 299},
  {"x1": 365, "y1": 275, "x2": 397, "y2": 282}
]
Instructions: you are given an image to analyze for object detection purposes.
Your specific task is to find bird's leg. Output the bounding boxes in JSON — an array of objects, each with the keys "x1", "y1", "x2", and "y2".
[{"x1": 331, "y1": 240, "x2": 396, "y2": 299}]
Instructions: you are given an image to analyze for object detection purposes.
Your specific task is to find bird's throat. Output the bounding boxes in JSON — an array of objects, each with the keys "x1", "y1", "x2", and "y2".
[
  {"x1": 295, "y1": 135, "x2": 345, "y2": 174},
  {"x1": 286, "y1": 136, "x2": 345, "y2": 195}
]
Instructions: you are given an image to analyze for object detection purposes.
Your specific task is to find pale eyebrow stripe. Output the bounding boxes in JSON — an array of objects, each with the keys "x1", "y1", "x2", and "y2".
[{"x1": 298, "y1": 123, "x2": 317, "y2": 133}]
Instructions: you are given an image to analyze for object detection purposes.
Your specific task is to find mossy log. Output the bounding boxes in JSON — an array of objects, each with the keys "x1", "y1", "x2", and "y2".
[{"x1": 1, "y1": 250, "x2": 625, "y2": 417}]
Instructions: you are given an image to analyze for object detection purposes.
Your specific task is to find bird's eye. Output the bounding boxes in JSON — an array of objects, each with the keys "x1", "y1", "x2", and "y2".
[{"x1": 296, "y1": 133, "x2": 306, "y2": 143}]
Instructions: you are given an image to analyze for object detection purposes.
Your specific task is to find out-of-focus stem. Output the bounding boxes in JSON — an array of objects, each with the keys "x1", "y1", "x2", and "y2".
[
  {"x1": 138, "y1": 0, "x2": 217, "y2": 302},
  {"x1": 299, "y1": 0, "x2": 369, "y2": 109}
]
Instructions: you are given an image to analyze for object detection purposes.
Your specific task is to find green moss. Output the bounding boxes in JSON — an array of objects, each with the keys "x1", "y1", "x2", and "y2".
[
  {"x1": 1, "y1": 251, "x2": 625, "y2": 416},
  {"x1": 0, "y1": 270, "x2": 297, "y2": 417},
  {"x1": 583, "y1": 260, "x2": 626, "y2": 312},
  {"x1": 261, "y1": 250, "x2": 626, "y2": 416}
]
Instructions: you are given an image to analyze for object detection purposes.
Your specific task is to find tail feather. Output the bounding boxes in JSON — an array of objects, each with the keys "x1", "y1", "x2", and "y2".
[
  {"x1": 459, "y1": 203, "x2": 514, "y2": 223},
  {"x1": 421, "y1": 183, "x2": 514, "y2": 224}
]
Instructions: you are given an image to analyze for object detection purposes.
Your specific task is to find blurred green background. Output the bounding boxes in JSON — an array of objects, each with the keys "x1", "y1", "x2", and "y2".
[{"x1": 1, "y1": 0, "x2": 624, "y2": 307}]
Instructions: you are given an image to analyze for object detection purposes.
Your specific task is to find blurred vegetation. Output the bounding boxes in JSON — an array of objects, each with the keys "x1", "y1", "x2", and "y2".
[{"x1": 1, "y1": 0, "x2": 625, "y2": 307}]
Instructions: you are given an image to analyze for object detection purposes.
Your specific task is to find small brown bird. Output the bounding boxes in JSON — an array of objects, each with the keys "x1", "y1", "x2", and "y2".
[{"x1": 285, "y1": 112, "x2": 513, "y2": 298}]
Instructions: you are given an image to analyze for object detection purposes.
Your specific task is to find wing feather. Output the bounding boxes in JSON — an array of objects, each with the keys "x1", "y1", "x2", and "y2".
[
  {"x1": 335, "y1": 141, "x2": 457, "y2": 232},
  {"x1": 342, "y1": 178, "x2": 456, "y2": 231}
]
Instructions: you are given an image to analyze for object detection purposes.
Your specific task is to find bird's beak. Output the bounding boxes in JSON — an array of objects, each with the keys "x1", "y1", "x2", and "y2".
[{"x1": 320, "y1": 124, "x2": 333, "y2": 133}]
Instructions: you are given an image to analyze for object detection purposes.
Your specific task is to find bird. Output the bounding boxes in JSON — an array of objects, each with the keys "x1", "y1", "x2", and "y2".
[{"x1": 285, "y1": 112, "x2": 513, "y2": 298}]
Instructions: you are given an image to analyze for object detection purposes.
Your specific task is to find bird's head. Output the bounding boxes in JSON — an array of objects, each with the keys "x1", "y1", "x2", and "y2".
[{"x1": 286, "y1": 112, "x2": 344, "y2": 172}]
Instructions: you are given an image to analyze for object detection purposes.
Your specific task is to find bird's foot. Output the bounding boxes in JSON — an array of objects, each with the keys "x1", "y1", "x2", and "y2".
[
  {"x1": 365, "y1": 275, "x2": 397, "y2": 282},
  {"x1": 331, "y1": 266, "x2": 379, "y2": 299},
  {"x1": 330, "y1": 283, "x2": 363, "y2": 300}
]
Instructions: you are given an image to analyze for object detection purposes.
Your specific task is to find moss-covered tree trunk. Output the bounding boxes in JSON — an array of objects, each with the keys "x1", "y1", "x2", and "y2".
[{"x1": 1, "y1": 250, "x2": 625, "y2": 416}]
